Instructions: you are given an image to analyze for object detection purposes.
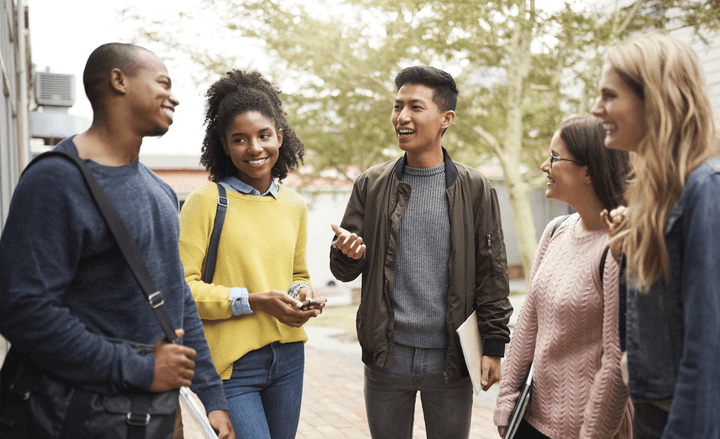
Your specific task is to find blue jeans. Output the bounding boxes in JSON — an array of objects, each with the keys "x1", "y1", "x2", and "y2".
[
  {"x1": 222, "y1": 341, "x2": 304, "y2": 439},
  {"x1": 364, "y1": 343, "x2": 473, "y2": 439}
]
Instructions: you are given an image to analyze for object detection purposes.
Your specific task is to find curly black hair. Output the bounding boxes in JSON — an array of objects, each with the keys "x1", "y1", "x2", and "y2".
[{"x1": 200, "y1": 70, "x2": 304, "y2": 183}]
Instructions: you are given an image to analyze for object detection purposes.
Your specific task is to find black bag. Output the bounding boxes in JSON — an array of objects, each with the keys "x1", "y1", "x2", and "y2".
[
  {"x1": 0, "y1": 151, "x2": 183, "y2": 438},
  {"x1": 0, "y1": 345, "x2": 178, "y2": 439}
]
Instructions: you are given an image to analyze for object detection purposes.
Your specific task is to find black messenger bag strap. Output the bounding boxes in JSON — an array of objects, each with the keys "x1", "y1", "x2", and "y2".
[
  {"x1": 22, "y1": 150, "x2": 179, "y2": 344},
  {"x1": 202, "y1": 183, "x2": 228, "y2": 284}
]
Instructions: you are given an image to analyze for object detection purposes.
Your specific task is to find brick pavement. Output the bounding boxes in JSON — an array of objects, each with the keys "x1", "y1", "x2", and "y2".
[{"x1": 298, "y1": 344, "x2": 500, "y2": 439}]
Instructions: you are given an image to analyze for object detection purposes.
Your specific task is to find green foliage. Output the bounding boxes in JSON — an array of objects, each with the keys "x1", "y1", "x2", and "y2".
[
  {"x1": 123, "y1": 0, "x2": 719, "y2": 177},
  {"x1": 123, "y1": 0, "x2": 720, "y2": 278}
]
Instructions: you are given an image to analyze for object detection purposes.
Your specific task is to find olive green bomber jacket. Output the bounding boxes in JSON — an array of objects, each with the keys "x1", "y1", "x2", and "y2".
[{"x1": 329, "y1": 148, "x2": 513, "y2": 382}]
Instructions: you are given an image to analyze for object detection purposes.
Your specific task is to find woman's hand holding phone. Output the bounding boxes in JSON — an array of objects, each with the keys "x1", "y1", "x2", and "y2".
[
  {"x1": 248, "y1": 290, "x2": 312, "y2": 327},
  {"x1": 301, "y1": 297, "x2": 327, "y2": 311},
  {"x1": 248, "y1": 287, "x2": 324, "y2": 327}
]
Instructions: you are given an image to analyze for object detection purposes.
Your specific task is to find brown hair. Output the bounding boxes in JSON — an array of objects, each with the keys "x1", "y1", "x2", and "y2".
[{"x1": 558, "y1": 116, "x2": 630, "y2": 212}]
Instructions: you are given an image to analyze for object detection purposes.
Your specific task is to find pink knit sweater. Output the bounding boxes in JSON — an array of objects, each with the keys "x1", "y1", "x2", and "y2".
[{"x1": 494, "y1": 214, "x2": 633, "y2": 439}]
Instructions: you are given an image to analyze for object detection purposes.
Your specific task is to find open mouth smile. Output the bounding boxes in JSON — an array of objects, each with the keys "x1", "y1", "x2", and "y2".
[
  {"x1": 246, "y1": 158, "x2": 268, "y2": 165},
  {"x1": 602, "y1": 122, "x2": 617, "y2": 135},
  {"x1": 397, "y1": 128, "x2": 415, "y2": 137}
]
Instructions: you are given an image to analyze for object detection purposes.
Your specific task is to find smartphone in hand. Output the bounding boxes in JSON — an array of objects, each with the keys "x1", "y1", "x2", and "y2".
[{"x1": 301, "y1": 297, "x2": 327, "y2": 311}]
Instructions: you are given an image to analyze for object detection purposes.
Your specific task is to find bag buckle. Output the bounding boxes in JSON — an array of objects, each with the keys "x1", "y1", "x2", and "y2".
[
  {"x1": 218, "y1": 196, "x2": 229, "y2": 207},
  {"x1": 148, "y1": 291, "x2": 164, "y2": 308},
  {"x1": 127, "y1": 412, "x2": 150, "y2": 426},
  {"x1": 8, "y1": 384, "x2": 30, "y2": 401}
]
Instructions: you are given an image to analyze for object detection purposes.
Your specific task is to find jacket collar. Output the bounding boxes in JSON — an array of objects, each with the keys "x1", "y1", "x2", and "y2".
[
  {"x1": 394, "y1": 147, "x2": 458, "y2": 189},
  {"x1": 664, "y1": 156, "x2": 720, "y2": 236}
]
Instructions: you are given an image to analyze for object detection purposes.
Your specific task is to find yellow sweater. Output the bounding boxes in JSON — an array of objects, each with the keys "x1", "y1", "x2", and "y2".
[{"x1": 179, "y1": 182, "x2": 310, "y2": 380}]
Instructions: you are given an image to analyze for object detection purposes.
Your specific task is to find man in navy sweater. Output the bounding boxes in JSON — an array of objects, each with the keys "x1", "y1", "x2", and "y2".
[{"x1": 0, "y1": 43, "x2": 233, "y2": 437}]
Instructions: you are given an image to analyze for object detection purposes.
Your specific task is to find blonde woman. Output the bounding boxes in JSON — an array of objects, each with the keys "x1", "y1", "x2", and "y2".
[{"x1": 592, "y1": 33, "x2": 720, "y2": 438}]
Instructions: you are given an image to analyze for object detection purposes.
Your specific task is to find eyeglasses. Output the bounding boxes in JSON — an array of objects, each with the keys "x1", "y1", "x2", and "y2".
[{"x1": 549, "y1": 153, "x2": 584, "y2": 169}]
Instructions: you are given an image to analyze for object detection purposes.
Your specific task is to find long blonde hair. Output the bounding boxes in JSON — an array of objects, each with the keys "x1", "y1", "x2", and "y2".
[{"x1": 608, "y1": 33, "x2": 715, "y2": 291}]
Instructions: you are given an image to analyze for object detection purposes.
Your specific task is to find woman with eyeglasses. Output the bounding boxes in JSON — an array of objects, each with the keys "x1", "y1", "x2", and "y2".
[
  {"x1": 494, "y1": 116, "x2": 632, "y2": 439},
  {"x1": 593, "y1": 33, "x2": 720, "y2": 438}
]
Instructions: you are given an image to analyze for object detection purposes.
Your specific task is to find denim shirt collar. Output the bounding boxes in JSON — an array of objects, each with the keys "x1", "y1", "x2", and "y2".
[
  {"x1": 220, "y1": 175, "x2": 279, "y2": 199},
  {"x1": 664, "y1": 156, "x2": 720, "y2": 236}
]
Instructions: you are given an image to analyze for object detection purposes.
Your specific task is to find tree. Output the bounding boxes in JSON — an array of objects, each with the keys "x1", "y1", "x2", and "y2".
[{"x1": 123, "y1": 0, "x2": 720, "y2": 280}]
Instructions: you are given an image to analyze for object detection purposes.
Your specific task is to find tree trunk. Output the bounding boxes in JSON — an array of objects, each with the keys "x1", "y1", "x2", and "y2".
[
  {"x1": 501, "y1": 155, "x2": 537, "y2": 282},
  {"x1": 501, "y1": 0, "x2": 537, "y2": 283}
]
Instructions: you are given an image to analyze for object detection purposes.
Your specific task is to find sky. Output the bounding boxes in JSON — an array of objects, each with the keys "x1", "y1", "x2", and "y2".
[
  {"x1": 27, "y1": 0, "x2": 587, "y2": 158},
  {"x1": 28, "y1": 0, "x2": 208, "y2": 157}
]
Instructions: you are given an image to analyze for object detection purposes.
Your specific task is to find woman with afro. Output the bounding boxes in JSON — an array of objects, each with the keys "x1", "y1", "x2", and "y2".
[{"x1": 179, "y1": 70, "x2": 323, "y2": 438}]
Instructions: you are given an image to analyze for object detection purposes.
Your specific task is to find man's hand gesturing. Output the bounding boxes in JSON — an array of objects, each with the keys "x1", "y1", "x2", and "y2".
[{"x1": 331, "y1": 223, "x2": 366, "y2": 260}]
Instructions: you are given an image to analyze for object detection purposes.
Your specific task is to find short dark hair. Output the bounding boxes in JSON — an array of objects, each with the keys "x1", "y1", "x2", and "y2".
[
  {"x1": 200, "y1": 70, "x2": 304, "y2": 183},
  {"x1": 558, "y1": 116, "x2": 630, "y2": 212},
  {"x1": 394, "y1": 66, "x2": 458, "y2": 112},
  {"x1": 82, "y1": 43, "x2": 147, "y2": 109}
]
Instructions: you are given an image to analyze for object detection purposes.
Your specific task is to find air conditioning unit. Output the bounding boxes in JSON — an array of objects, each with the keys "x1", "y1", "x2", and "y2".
[{"x1": 35, "y1": 72, "x2": 75, "y2": 107}]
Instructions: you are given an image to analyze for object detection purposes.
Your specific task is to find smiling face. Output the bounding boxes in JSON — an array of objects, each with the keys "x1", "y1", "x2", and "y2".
[
  {"x1": 540, "y1": 131, "x2": 588, "y2": 206},
  {"x1": 391, "y1": 83, "x2": 454, "y2": 165},
  {"x1": 126, "y1": 50, "x2": 179, "y2": 137},
  {"x1": 591, "y1": 62, "x2": 645, "y2": 152},
  {"x1": 222, "y1": 111, "x2": 282, "y2": 193}
]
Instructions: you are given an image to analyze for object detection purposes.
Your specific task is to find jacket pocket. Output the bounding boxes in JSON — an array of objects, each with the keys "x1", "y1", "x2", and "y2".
[
  {"x1": 486, "y1": 234, "x2": 495, "y2": 276},
  {"x1": 485, "y1": 228, "x2": 507, "y2": 279}
]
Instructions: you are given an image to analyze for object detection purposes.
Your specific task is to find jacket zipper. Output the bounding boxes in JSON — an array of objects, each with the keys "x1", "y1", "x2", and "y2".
[{"x1": 487, "y1": 234, "x2": 495, "y2": 275}]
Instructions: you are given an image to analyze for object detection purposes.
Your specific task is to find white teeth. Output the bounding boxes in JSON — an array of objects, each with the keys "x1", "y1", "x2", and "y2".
[
  {"x1": 247, "y1": 159, "x2": 266, "y2": 165},
  {"x1": 398, "y1": 129, "x2": 414, "y2": 135},
  {"x1": 163, "y1": 108, "x2": 174, "y2": 118},
  {"x1": 603, "y1": 123, "x2": 617, "y2": 131}
]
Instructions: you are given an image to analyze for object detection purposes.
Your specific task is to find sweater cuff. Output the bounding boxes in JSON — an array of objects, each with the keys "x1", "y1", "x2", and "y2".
[
  {"x1": 192, "y1": 381, "x2": 229, "y2": 414},
  {"x1": 124, "y1": 349, "x2": 156, "y2": 392},
  {"x1": 494, "y1": 408, "x2": 512, "y2": 427},
  {"x1": 483, "y1": 339, "x2": 505, "y2": 357}
]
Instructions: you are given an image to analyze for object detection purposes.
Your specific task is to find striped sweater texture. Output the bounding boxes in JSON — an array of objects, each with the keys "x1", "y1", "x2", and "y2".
[{"x1": 494, "y1": 214, "x2": 633, "y2": 439}]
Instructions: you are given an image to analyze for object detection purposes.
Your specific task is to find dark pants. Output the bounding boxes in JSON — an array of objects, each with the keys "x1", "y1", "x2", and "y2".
[
  {"x1": 364, "y1": 343, "x2": 473, "y2": 439},
  {"x1": 514, "y1": 418, "x2": 550, "y2": 439},
  {"x1": 633, "y1": 402, "x2": 669, "y2": 439}
]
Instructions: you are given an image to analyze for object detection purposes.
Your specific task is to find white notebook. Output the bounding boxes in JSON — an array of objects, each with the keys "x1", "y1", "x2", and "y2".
[{"x1": 456, "y1": 310, "x2": 484, "y2": 395}]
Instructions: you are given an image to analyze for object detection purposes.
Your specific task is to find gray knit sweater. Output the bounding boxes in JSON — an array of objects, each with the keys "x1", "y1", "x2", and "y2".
[{"x1": 393, "y1": 164, "x2": 451, "y2": 348}]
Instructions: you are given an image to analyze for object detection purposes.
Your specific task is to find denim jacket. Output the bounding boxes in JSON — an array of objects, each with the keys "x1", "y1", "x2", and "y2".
[{"x1": 623, "y1": 156, "x2": 720, "y2": 438}]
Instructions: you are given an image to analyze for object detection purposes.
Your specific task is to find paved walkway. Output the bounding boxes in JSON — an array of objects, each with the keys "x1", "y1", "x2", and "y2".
[
  {"x1": 181, "y1": 287, "x2": 527, "y2": 438},
  {"x1": 298, "y1": 328, "x2": 501, "y2": 439}
]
